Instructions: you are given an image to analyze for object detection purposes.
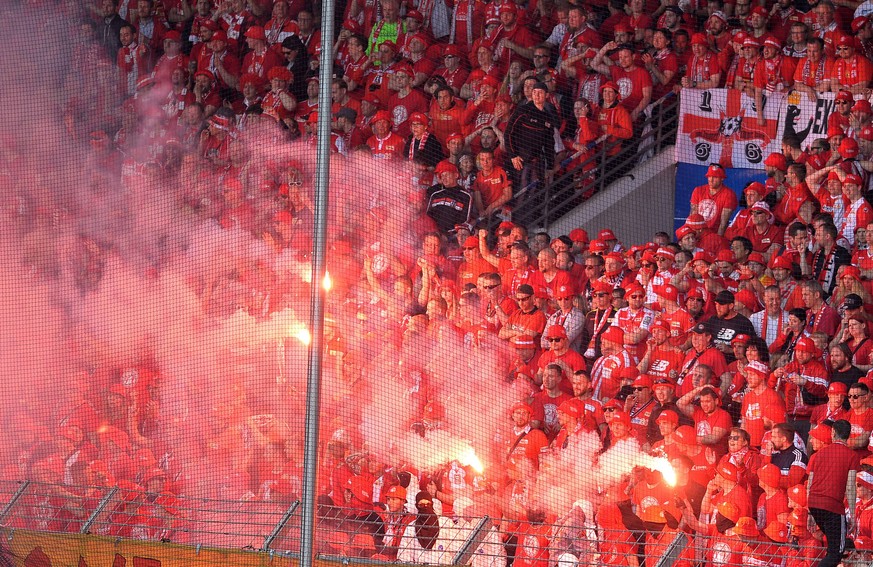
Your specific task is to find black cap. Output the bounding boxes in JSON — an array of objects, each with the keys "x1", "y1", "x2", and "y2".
[
  {"x1": 532, "y1": 81, "x2": 549, "y2": 92},
  {"x1": 690, "y1": 322, "x2": 711, "y2": 334},
  {"x1": 714, "y1": 290, "x2": 735, "y2": 305},
  {"x1": 844, "y1": 293, "x2": 863, "y2": 310}
]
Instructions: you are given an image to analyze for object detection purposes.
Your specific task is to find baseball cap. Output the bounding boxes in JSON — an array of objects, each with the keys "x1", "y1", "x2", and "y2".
[
  {"x1": 853, "y1": 99, "x2": 873, "y2": 114},
  {"x1": 632, "y1": 374, "x2": 654, "y2": 389},
  {"x1": 690, "y1": 32, "x2": 708, "y2": 46},
  {"x1": 589, "y1": 239, "x2": 608, "y2": 253},
  {"x1": 690, "y1": 322, "x2": 711, "y2": 334},
  {"x1": 731, "y1": 334, "x2": 751, "y2": 346},
  {"x1": 435, "y1": 160, "x2": 458, "y2": 175},
  {"x1": 406, "y1": 8, "x2": 424, "y2": 21},
  {"x1": 714, "y1": 290, "x2": 735, "y2": 304},
  {"x1": 840, "y1": 136, "x2": 860, "y2": 158},
  {"x1": 569, "y1": 228, "x2": 588, "y2": 243},
  {"x1": 673, "y1": 425, "x2": 697, "y2": 445},
  {"x1": 409, "y1": 111, "x2": 428, "y2": 125},
  {"x1": 770, "y1": 255, "x2": 792, "y2": 270},
  {"x1": 557, "y1": 398, "x2": 583, "y2": 419},
  {"x1": 757, "y1": 464, "x2": 781, "y2": 488},
  {"x1": 787, "y1": 484, "x2": 807, "y2": 507},
  {"x1": 828, "y1": 382, "x2": 848, "y2": 395},
  {"x1": 598, "y1": 228, "x2": 617, "y2": 241},
  {"x1": 844, "y1": 293, "x2": 864, "y2": 310},
  {"x1": 745, "y1": 360, "x2": 770, "y2": 377},
  {"x1": 716, "y1": 461, "x2": 739, "y2": 483},
  {"x1": 705, "y1": 163, "x2": 726, "y2": 178},
  {"x1": 510, "y1": 400, "x2": 533, "y2": 415},
  {"x1": 244, "y1": 26, "x2": 266, "y2": 40},
  {"x1": 373, "y1": 110, "x2": 392, "y2": 124},
  {"x1": 463, "y1": 236, "x2": 479, "y2": 248},
  {"x1": 511, "y1": 335, "x2": 536, "y2": 349},
  {"x1": 384, "y1": 484, "x2": 407, "y2": 500},
  {"x1": 600, "y1": 326, "x2": 625, "y2": 345},
  {"x1": 545, "y1": 324, "x2": 568, "y2": 339},
  {"x1": 211, "y1": 30, "x2": 228, "y2": 43},
  {"x1": 794, "y1": 336, "x2": 818, "y2": 354},
  {"x1": 763, "y1": 153, "x2": 788, "y2": 171},
  {"x1": 656, "y1": 409, "x2": 679, "y2": 425}
]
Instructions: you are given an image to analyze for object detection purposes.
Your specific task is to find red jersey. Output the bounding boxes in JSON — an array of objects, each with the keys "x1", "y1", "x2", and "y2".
[
  {"x1": 610, "y1": 65, "x2": 653, "y2": 113},
  {"x1": 691, "y1": 185, "x2": 738, "y2": 233},
  {"x1": 473, "y1": 167, "x2": 511, "y2": 209},
  {"x1": 832, "y1": 54, "x2": 873, "y2": 88},
  {"x1": 366, "y1": 132, "x2": 405, "y2": 159},
  {"x1": 741, "y1": 387, "x2": 786, "y2": 447},
  {"x1": 386, "y1": 89, "x2": 429, "y2": 139}
]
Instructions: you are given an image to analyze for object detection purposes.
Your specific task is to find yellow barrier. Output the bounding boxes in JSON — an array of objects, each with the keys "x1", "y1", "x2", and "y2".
[{"x1": 0, "y1": 529, "x2": 307, "y2": 567}]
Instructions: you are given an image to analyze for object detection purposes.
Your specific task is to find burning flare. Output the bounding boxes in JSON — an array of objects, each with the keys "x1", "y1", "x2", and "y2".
[
  {"x1": 648, "y1": 457, "x2": 677, "y2": 487},
  {"x1": 322, "y1": 271, "x2": 332, "y2": 292},
  {"x1": 457, "y1": 446, "x2": 484, "y2": 474}
]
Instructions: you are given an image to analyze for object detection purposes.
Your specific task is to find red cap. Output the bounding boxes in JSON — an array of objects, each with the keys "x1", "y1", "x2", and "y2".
[
  {"x1": 837, "y1": 33, "x2": 854, "y2": 48},
  {"x1": 611, "y1": 409, "x2": 631, "y2": 425},
  {"x1": 384, "y1": 484, "x2": 407, "y2": 500},
  {"x1": 676, "y1": 225, "x2": 695, "y2": 239},
  {"x1": 211, "y1": 30, "x2": 228, "y2": 43},
  {"x1": 600, "y1": 326, "x2": 625, "y2": 345},
  {"x1": 762, "y1": 35, "x2": 781, "y2": 50},
  {"x1": 809, "y1": 423, "x2": 832, "y2": 445},
  {"x1": 268, "y1": 66, "x2": 292, "y2": 81},
  {"x1": 685, "y1": 213, "x2": 707, "y2": 228},
  {"x1": 750, "y1": 5, "x2": 768, "y2": 16},
  {"x1": 717, "y1": 461, "x2": 739, "y2": 483},
  {"x1": 860, "y1": 126, "x2": 873, "y2": 141},
  {"x1": 656, "y1": 409, "x2": 679, "y2": 425},
  {"x1": 557, "y1": 398, "x2": 584, "y2": 419},
  {"x1": 734, "y1": 517, "x2": 759, "y2": 537},
  {"x1": 764, "y1": 521, "x2": 789, "y2": 543},
  {"x1": 511, "y1": 335, "x2": 536, "y2": 348},
  {"x1": 845, "y1": 173, "x2": 863, "y2": 186},
  {"x1": 406, "y1": 8, "x2": 424, "y2": 21},
  {"x1": 829, "y1": 382, "x2": 848, "y2": 395},
  {"x1": 362, "y1": 92, "x2": 381, "y2": 105},
  {"x1": 787, "y1": 484, "x2": 807, "y2": 507},
  {"x1": 716, "y1": 501, "x2": 741, "y2": 522},
  {"x1": 731, "y1": 333, "x2": 751, "y2": 346},
  {"x1": 706, "y1": 164, "x2": 727, "y2": 178},
  {"x1": 373, "y1": 110, "x2": 392, "y2": 124},
  {"x1": 632, "y1": 374, "x2": 654, "y2": 389},
  {"x1": 510, "y1": 400, "x2": 533, "y2": 415},
  {"x1": 770, "y1": 255, "x2": 792, "y2": 270},
  {"x1": 673, "y1": 425, "x2": 697, "y2": 445},
  {"x1": 763, "y1": 152, "x2": 788, "y2": 171},
  {"x1": 435, "y1": 160, "x2": 458, "y2": 175},
  {"x1": 409, "y1": 112, "x2": 428, "y2": 125},
  {"x1": 852, "y1": 15, "x2": 870, "y2": 33},
  {"x1": 794, "y1": 336, "x2": 819, "y2": 354},
  {"x1": 656, "y1": 284, "x2": 679, "y2": 301},
  {"x1": 164, "y1": 30, "x2": 182, "y2": 42},
  {"x1": 598, "y1": 228, "x2": 617, "y2": 241},
  {"x1": 757, "y1": 463, "x2": 781, "y2": 488},
  {"x1": 446, "y1": 132, "x2": 464, "y2": 144},
  {"x1": 244, "y1": 26, "x2": 266, "y2": 40},
  {"x1": 600, "y1": 81, "x2": 620, "y2": 96},
  {"x1": 853, "y1": 99, "x2": 873, "y2": 114},
  {"x1": 545, "y1": 324, "x2": 568, "y2": 339},
  {"x1": 690, "y1": 32, "x2": 708, "y2": 46},
  {"x1": 589, "y1": 239, "x2": 608, "y2": 253},
  {"x1": 569, "y1": 228, "x2": 588, "y2": 243}
]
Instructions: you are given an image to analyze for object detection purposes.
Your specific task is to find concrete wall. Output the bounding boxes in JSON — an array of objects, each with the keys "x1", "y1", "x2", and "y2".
[{"x1": 545, "y1": 150, "x2": 678, "y2": 247}]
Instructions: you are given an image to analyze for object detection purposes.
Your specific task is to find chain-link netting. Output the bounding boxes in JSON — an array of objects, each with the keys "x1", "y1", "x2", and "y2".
[{"x1": 5, "y1": 0, "x2": 873, "y2": 565}]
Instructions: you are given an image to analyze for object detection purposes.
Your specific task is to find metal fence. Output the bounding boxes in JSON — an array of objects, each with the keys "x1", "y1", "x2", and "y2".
[
  {"x1": 3, "y1": 480, "x2": 871, "y2": 567},
  {"x1": 509, "y1": 93, "x2": 680, "y2": 231}
]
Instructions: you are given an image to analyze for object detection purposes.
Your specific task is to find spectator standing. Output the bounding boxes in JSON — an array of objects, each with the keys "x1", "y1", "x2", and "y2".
[{"x1": 807, "y1": 419, "x2": 861, "y2": 567}]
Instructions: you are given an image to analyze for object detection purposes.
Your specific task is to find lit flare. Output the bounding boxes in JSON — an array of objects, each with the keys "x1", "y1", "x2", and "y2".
[{"x1": 458, "y1": 446, "x2": 484, "y2": 474}]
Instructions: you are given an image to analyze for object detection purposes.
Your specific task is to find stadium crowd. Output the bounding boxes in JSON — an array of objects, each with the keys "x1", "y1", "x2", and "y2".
[{"x1": 8, "y1": 0, "x2": 873, "y2": 565}]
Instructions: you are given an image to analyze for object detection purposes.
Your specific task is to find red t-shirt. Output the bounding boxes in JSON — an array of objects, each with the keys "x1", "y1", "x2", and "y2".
[
  {"x1": 691, "y1": 185, "x2": 738, "y2": 233},
  {"x1": 741, "y1": 387, "x2": 786, "y2": 448},
  {"x1": 611, "y1": 65, "x2": 653, "y2": 113}
]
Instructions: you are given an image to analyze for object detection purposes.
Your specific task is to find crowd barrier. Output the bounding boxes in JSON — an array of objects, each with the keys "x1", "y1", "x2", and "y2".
[{"x1": 3, "y1": 480, "x2": 873, "y2": 567}]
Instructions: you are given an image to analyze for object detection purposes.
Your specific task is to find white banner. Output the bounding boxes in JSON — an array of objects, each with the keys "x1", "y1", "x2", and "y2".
[{"x1": 675, "y1": 88, "x2": 841, "y2": 169}]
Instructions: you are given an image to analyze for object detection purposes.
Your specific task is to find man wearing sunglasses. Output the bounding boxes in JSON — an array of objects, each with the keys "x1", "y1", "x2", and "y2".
[
  {"x1": 846, "y1": 383, "x2": 873, "y2": 450},
  {"x1": 537, "y1": 325, "x2": 586, "y2": 387},
  {"x1": 829, "y1": 33, "x2": 873, "y2": 96},
  {"x1": 579, "y1": 279, "x2": 617, "y2": 365},
  {"x1": 614, "y1": 282, "x2": 656, "y2": 362},
  {"x1": 498, "y1": 284, "x2": 547, "y2": 344}
]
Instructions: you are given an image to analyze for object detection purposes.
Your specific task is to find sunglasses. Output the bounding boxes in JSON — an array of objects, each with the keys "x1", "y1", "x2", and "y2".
[
  {"x1": 728, "y1": 435, "x2": 742, "y2": 440},
  {"x1": 641, "y1": 262, "x2": 654, "y2": 267},
  {"x1": 849, "y1": 394, "x2": 866, "y2": 399},
  {"x1": 629, "y1": 295, "x2": 645, "y2": 299},
  {"x1": 516, "y1": 295, "x2": 533, "y2": 301},
  {"x1": 548, "y1": 337, "x2": 564, "y2": 342},
  {"x1": 463, "y1": 246, "x2": 477, "y2": 250},
  {"x1": 632, "y1": 387, "x2": 647, "y2": 391},
  {"x1": 604, "y1": 407, "x2": 617, "y2": 412},
  {"x1": 481, "y1": 284, "x2": 499, "y2": 290},
  {"x1": 594, "y1": 292, "x2": 609, "y2": 297}
]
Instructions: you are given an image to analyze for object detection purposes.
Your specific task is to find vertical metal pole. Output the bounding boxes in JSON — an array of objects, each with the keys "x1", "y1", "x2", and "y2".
[{"x1": 300, "y1": 2, "x2": 336, "y2": 566}]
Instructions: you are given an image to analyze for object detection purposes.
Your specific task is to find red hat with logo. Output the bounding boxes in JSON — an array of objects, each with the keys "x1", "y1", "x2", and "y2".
[
  {"x1": 676, "y1": 225, "x2": 695, "y2": 239},
  {"x1": 750, "y1": 5, "x2": 768, "y2": 16},
  {"x1": 794, "y1": 336, "x2": 819, "y2": 354},
  {"x1": 557, "y1": 398, "x2": 584, "y2": 419},
  {"x1": 656, "y1": 408, "x2": 679, "y2": 425},
  {"x1": 762, "y1": 35, "x2": 781, "y2": 50},
  {"x1": 545, "y1": 324, "x2": 569, "y2": 339},
  {"x1": 601, "y1": 326, "x2": 625, "y2": 345},
  {"x1": 650, "y1": 318, "x2": 671, "y2": 334},
  {"x1": 860, "y1": 126, "x2": 873, "y2": 142},
  {"x1": 706, "y1": 163, "x2": 727, "y2": 178},
  {"x1": 673, "y1": 425, "x2": 698, "y2": 445},
  {"x1": 409, "y1": 112, "x2": 428, "y2": 125},
  {"x1": 829, "y1": 382, "x2": 848, "y2": 395},
  {"x1": 446, "y1": 131, "x2": 464, "y2": 144},
  {"x1": 555, "y1": 285, "x2": 575, "y2": 299},
  {"x1": 591, "y1": 279, "x2": 613, "y2": 294},
  {"x1": 690, "y1": 32, "x2": 708, "y2": 46},
  {"x1": 406, "y1": 8, "x2": 424, "y2": 21},
  {"x1": 764, "y1": 521, "x2": 789, "y2": 543},
  {"x1": 384, "y1": 484, "x2": 407, "y2": 500},
  {"x1": 656, "y1": 284, "x2": 679, "y2": 301},
  {"x1": 598, "y1": 228, "x2": 617, "y2": 240},
  {"x1": 769, "y1": 255, "x2": 792, "y2": 270},
  {"x1": 745, "y1": 360, "x2": 770, "y2": 378},
  {"x1": 717, "y1": 461, "x2": 740, "y2": 483},
  {"x1": 844, "y1": 173, "x2": 863, "y2": 186},
  {"x1": 836, "y1": 33, "x2": 855, "y2": 48},
  {"x1": 611, "y1": 409, "x2": 631, "y2": 426},
  {"x1": 589, "y1": 239, "x2": 608, "y2": 253},
  {"x1": 510, "y1": 401, "x2": 533, "y2": 416}
]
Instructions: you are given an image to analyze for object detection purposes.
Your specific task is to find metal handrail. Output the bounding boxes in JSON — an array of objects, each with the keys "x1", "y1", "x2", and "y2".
[{"x1": 509, "y1": 92, "x2": 680, "y2": 231}]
